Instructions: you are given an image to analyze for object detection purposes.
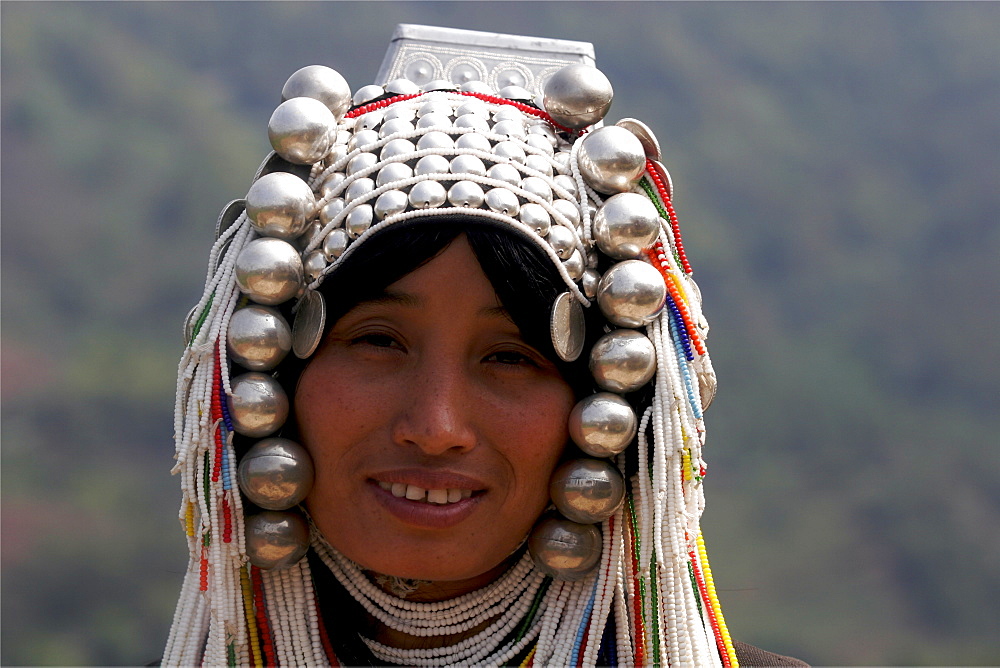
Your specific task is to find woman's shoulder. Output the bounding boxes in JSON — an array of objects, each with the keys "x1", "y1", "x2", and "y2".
[{"x1": 734, "y1": 640, "x2": 809, "y2": 667}]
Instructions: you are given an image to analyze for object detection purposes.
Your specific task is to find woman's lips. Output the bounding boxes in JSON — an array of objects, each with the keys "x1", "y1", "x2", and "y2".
[{"x1": 367, "y1": 475, "x2": 484, "y2": 529}]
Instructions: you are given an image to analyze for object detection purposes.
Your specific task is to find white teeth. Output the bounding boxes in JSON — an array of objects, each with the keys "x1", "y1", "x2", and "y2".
[{"x1": 381, "y1": 482, "x2": 475, "y2": 504}]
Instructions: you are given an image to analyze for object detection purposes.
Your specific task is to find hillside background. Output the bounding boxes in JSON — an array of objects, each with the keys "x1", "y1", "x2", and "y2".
[{"x1": 2, "y1": 3, "x2": 998, "y2": 665}]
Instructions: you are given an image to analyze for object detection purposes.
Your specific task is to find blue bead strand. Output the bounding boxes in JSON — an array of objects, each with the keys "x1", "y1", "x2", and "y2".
[{"x1": 668, "y1": 314, "x2": 703, "y2": 420}]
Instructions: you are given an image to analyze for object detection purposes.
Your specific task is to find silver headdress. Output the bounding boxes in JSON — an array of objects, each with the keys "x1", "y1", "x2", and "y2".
[{"x1": 166, "y1": 25, "x2": 733, "y2": 668}]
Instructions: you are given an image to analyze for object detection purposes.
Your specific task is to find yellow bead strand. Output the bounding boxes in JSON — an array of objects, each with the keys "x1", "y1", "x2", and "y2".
[{"x1": 696, "y1": 533, "x2": 738, "y2": 668}]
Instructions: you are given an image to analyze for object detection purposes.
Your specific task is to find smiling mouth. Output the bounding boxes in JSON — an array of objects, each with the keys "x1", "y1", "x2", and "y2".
[{"x1": 376, "y1": 481, "x2": 475, "y2": 505}]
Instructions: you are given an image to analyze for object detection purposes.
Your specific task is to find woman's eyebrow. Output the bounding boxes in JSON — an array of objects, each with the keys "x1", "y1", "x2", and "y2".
[{"x1": 347, "y1": 289, "x2": 420, "y2": 313}]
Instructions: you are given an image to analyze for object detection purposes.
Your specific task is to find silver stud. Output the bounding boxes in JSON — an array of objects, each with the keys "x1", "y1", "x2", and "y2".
[
  {"x1": 409, "y1": 181, "x2": 447, "y2": 209},
  {"x1": 552, "y1": 199, "x2": 581, "y2": 227},
  {"x1": 549, "y1": 459, "x2": 626, "y2": 524},
  {"x1": 234, "y1": 238, "x2": 304, "y2": 306},
  {"x1": 319, "y1": 172, "x2": 346, "y2": 199},
  {"x1": 376, "y1": 162, "x2": 413, "y2": 188},
  {"x1": 348, "y1": 129, "x2": 380, "y2": 152},
  {"x1": 238, "y1": 438, "x2": 314, "y2": 510},
  {"x1": 417, "y1": 99, "x2": 452, "y2": 116},
  {"x1": 384, "y1": 78, "x2": 421, "y2": 95},
  {"x1": 455, "y1": 100, "x2": 490, "y2": 118},
  {"x1": 352, "y1": 84, "x2": 385, "y2": 106},
  {"x1": 450, "y1": 154, "x2": 487, "y2": 177},
  {"x1": 319, "y1": 197, "x2": 346, "y2": 227},
  {"x1": 493, "y1": 140, "x2": 526, "y2": 164},
  {"x1": 345, "y1": 177, "x2": 375, "y2": 203},
  {"x1": 374, "y1": 190, "x2": 409, "y2": 220},
  {"x1": 416, "y1": 112, "x2": 453, "y2": 129},
  {"x1": 589, "y1": 330, "x2": 657, "y2": 393},
  {"x1": 596, "y1": 260, "x2": 667, "y2": 328},
  {"x1": 553, "y1": 151, "x2": 572, "y2": 174},
  {"x1": 492, "y1": 119, "x2": 527, "y2": 140},
  {"x1": 553, "y1": 175, "x2": 578, "y2": 199},
  {"x1": 528, "y1": 516, "x2": 602, "y2": 581},
  {"x1": 547, "y1": 225, "x2": 577, "y2": 259},
  {"x1": 281, "y1": 65, "x2": 352, "y2": 121},
  {"x1": 355, "y1": 110, "x2": 384, "y2": 131},
  {"x1": 568, "y1": 392, "x2": 638, "y2": 457},
  {"x1": 459, "y1": 81, "x2": 495, "y2": 95},
  {"x1": 346, "y1": 151, "x2": 377, "y2": 176},
  {"x1": 542, "y1": 64, "x2": 614, "y2": 130},
  {"x1": 227, "y1": 305, "x2": 292, "y2": 371},
  {"x1": 498, "y1": 85, "x2": 532, "y2": 101},
  {"x1": 417, "y1": 130, "x2": 455, "y2": 151},
  {"x1": 493, "y1": 106, "x2": 526, "y2": 122},
  {"x1": 454, "y1": 114, "x2": 490, "y2": 132},
  {"x1": 415, "y1": 155, "x2": 451, "y2": 176},
  {"x1": 380, "y1": 138, "x2": 416, "y2": 161},
  {"x1": 268, "y1": 97, "x2": 336, "y2": 165},
  {"x1": 422, "y1": 79, "x2": 457, "y2": 92},
  {"x1": 521, "y1": 176, "x2": 553, "y2": 203},
  {"x1": 485, "y1": 188, "x2": 520, "y2": 215},
  {"x1": 520, "y1": 203, "x2": 551, "y2": 236},
  {"x1": 303, "y1": 250, "x2": 326, "y2": 282},
  {"x1": 528, "y1": 122, "x2": 558, "y2": 145},
  {"x1": 577, "y1": 126, "x2": 647, "y2": 194},
  {"x1": 526, "y1": 134, "x2": 555, "y2": 156},
  {"x1": 322, "y1": 228, "x2": 349, "y2": 260},
  {"x1": 245, "y1": 509, "x2": 310, "y2": 570},
  {"x1": 564, "y1": 249, "x2": 585, "y2": 281},
  {"x1": 245, "y1": 172, "x2": 316, "y2": 240},
  {"x1": 487, "y1": 163, "x2": 522, "y2": 187},
  {"x1": 593, "y1": 192, "x2": 662, "y2": 260},
  {"x1": 524, "y1": 154, "x2": 553, "y2": 177},
  {"x1": 384, "y1": 105, "x2": 417, "y2": 122},
  {"x1": 228, "y1": 372, "x2": 289, "y2": 438},
  {"x1": 581, "y1": 269, "x2": 600, "y2": 299},
  {"x1": 345, "y1": 204, "x2": 374, "y2": 238},
  {"x1": 455, "y1": 133, "x2": 492, "y2": 152},
  {"x1": 448, "y1": 181, "x2": 486, "y2": 208},
  {"x1": 379, "y1": 118, "x2": 414, "y2": 138}
]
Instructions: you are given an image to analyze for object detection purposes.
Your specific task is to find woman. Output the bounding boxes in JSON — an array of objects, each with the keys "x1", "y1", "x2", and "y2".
[{"x1": 164, "y1": 40, "x2": 806, "y2": 666}]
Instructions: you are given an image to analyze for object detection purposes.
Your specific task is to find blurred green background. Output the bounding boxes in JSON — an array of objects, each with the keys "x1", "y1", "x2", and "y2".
[{"x1": 2, "y1": 2, "x2": 998, "y2": 665}]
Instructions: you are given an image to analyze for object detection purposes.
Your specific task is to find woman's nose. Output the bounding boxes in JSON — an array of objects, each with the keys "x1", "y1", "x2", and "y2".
[{"x1": 391, "y1": 362, "x2": 477, "y2": 455}]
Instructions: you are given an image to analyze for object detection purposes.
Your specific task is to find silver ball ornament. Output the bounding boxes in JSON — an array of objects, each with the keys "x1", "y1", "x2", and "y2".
[
  {"x1": 228, "y1": 372, "x2": 289, "y2": 438},
  {"x1": 568, "y1": 392, "x2": 638, "y2": 457},
  {"x1": 542, "y1": 64, "x2": 614, "y2": 130},
  {"x1": 549, "y1": 458, "x2": 626, "y2": 524},
  {"x1": 246, "y1": 172, "x2": 316, "y2": 240},
  {"x1": 528, "y1": 516, "x2": 602, "y2": 581},
  {"x1": 577, "y1": 126, "x2": 647, "y2": 194},
  {"x1": 245, "y1": 510, "x2": 310, "y2": 570},
  {"x1": 238, "y1": 438, "x2": 315, "y2": 510},
  {"x1": 589, "y1": 330, "x2": 657, "y2": 393},
  {"x1": 234, "y1": 238, "x2": 304, "y2": 306},
  {"x1": 268, "y1": 97, "x2": 336, "y2": 165},
  {"x1": 448, "y1": 181, "x2": 486, "y2": 208},
  {"x1": 281, "y1": 65, "x2": 352, "y2": 120},
  {"x1": 593, "y1": 192, "x2": 662, "y2": 260},
  {"x1": 227, "y1": 305, "x2": 292, "y2": 371},
  {"x1": 596, "y1": 260, "x2": 667, "y2": 328},
  {"x1": 547, "y1": 225, "x2": 577, "y2": 259}
]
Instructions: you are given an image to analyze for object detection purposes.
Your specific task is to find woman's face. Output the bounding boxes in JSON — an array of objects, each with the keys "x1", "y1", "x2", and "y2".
[{"x1": 295, "y1": 235, "x2": 575, "y2": 585}]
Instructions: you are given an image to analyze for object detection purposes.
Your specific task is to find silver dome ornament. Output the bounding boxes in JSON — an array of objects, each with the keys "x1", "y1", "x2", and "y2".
[
  {"x1": 492, "y1": 119, "x2": 527, "y2": 140},
  {"x1": 423, "y1": 79, "x2": 457, "y2": 92},
  {"x1": 322, "y1": 228, "x2": 349, "y2": 261},
  {"x1": 568, "y1": 392, "x2": 638, "y2": 457},
  {"x1": 450, "y1": 154, "x2": 487, "y2": 177},
  {"x1": 234, "y1": 238, "x2": 305, "y2": 306},
  {"x1": 245, "y1": 172, "x2": 316, "y2": 240},
  {"x1": 384, "y1": 78, "x2": 421, "y2": 95},
  {"x1": 547, "y1": 225, "x2": 577, "y2": 259},
  {"x1": 295, "y1": 221, "x2": 322, "y2": 252},
  {"x1": 485, "y1": 188, "x2": 520, "y2": 216},
  {"x1": 455, "y1": 99, "x2": 490, "y2": 118},
  {"x1": 318, "y1": 173, "x2": 346, "y2": 200},
  {"x1": 238, "y1": 438, "x2": 315, "y2": 510},
  {"x1": 520, "y1": 203, "x2": 551, "y2": 236},
  {"x1": 487, "y1": 163, "x2": 522, "y2": 187},
  {"x1": 493, "y1": 106, "x2": 526, "y2": 122},
  {"x1": 227, "y1": 305, "x2": 292, "y2": 371},
  {"x1": 384, "y1": 105, "x2": 417, "y2": 122},
  {"x1": 345, "y1": 177, "x2": 375, "y2": 203},
  {"x1": 448, "y1": 181, "x2": 486, "y2": 208},
  {"x1": 542, "y1": 64, "x2": 614, "y2": 130},
  {"x1": 521, "y1": 176, "x2": 553, "y2": 203},
  {"x1": 228, "y1": 372, "x2": 289, "y2": 438},
  {"x1": 245, "y1": 510, "x2": 310, "y2": 571},
  {"x1": 459, "y1": 80, "x2": 494, "y2": 95},
  {"x1": 292, "y1": 289, "x2": 327, "y2": 359},
  {"x1": 596, "y1": 260, "x2": 667, "y2": 328},
  {"x1": 563, "y1": 250, "x2": 586, "y2": 281},
  {"x1": 524, "y1": 154, "x2": 554, "y2": 177},
  {"x1": 589, "y1": 330, "x2": 657, "y2": 393},
  {"x1": 379, "y1": 118, "x2": 414, "y2": 137},
  {"x1": 376, "y1": 162, "x2": 413, "y2": 188},
  {"x1": 581, "y1": 269, "x2": 601, "y2": 299},
  {"x1": 593, "y1": 192, "x2": 662, "y2": 260},
  {"x1": 455, "y1": 133, "x2": 492, "y2": 152},
  {"x1": 417, "y1": 112, "x2": 453, "y2": 129},
  {"x1": 352, "y1": 84, "x2": 385, "y2": 106},
  {"x1": 498, "y1": 85, "x2": 532, "y2": 101},
  {"x1": 549, "y1": 459, "x2": 626, "y2": 524},
  {"x1": 528, "y1": 516, "x2": 602, "y2": 581},
  {"x1": 374, "y1": 190, "x2": 410, "y2": 220},
  {"x1": 415, "y1": 155, "x2": 451, "y2": 176},
  {"x1": 268, "y1": 97, "x2": 336, "y2": 165},
  {"x1": 417, "y1": 130, "x2": 456, "y2": 151},
  {"x1": 577, "y1": 126, "x2": 647, "y2": 194},
  {"x1": 380, "y1": 138, "x2": 416, "y2": 161},
  {"x1": 409, "y1": 181, "x2": 448, "y2": 209},
  {"x1": 348, "y1": 129, "x2": 380, "y2": 152},
  {"x1": 347, "y1": 151, "x2": 378, "y2": 176},
  {"x1": 345, "y1": 204, "x2": 375, "y2": 238},
  {"x1": 418, "y1": 99, "x2": 453, "y2": 117},
  {"x1": 303, "y1": 251, "x2": 327, "y2": 282},
  {"x1": 493, "y1": 140, "x2": 526, "y2": 164},
  {"x1": 454, "y1": 114, "x2": 490, "y2": 133},
  {"x1": 550, "y1": 292, "x2": 585, "y2": 362},
  {"x1": 319, "y1": 197, "x2": 347, "y2": 227},
  {"x1": 552, "y1": 199, "x2": 581, "y2": 227},
  {"x1": 616, "y1": 118, "x2": 661, "y2": 161},
  {"x1": 281, "y1": 65, "x2": 352, "y2": 121}
]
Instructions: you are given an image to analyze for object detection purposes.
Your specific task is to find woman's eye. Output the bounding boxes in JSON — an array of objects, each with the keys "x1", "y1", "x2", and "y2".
[
  {"x1": 486, "y1": 350, "x2": 536, "y2": 366},
  {"x1": 353, "y1": 333, "x2": 400, "y2": 349}
]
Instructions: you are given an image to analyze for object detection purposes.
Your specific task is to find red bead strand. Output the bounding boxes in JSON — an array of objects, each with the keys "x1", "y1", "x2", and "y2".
[
  {"x1": 689, "y1": 551, "x2": 731, "y2": 668},
  {"x1": 221, "y1": 496, "x2": 232, "y2": 544},
  {"x1": 250, "y1": 567, "x2": 277, "y2": 667},
  {"x1": 646, "y1": 246, "x2": 707, "y2": 357},
  {"x1": 315, "y1": 596, "x2": 339, "y2": 667},
  {"x1": 210, "y1": 349, "x2": 224, "y2": 483},
  {"x1": 646, "y1": 159, "x2": 692, "y2": 274}
]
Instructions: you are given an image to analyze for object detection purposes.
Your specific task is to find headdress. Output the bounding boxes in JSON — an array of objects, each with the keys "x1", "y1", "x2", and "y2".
[{"x1": 165, "y1": 25, "x2": 735, "y2": 667}]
